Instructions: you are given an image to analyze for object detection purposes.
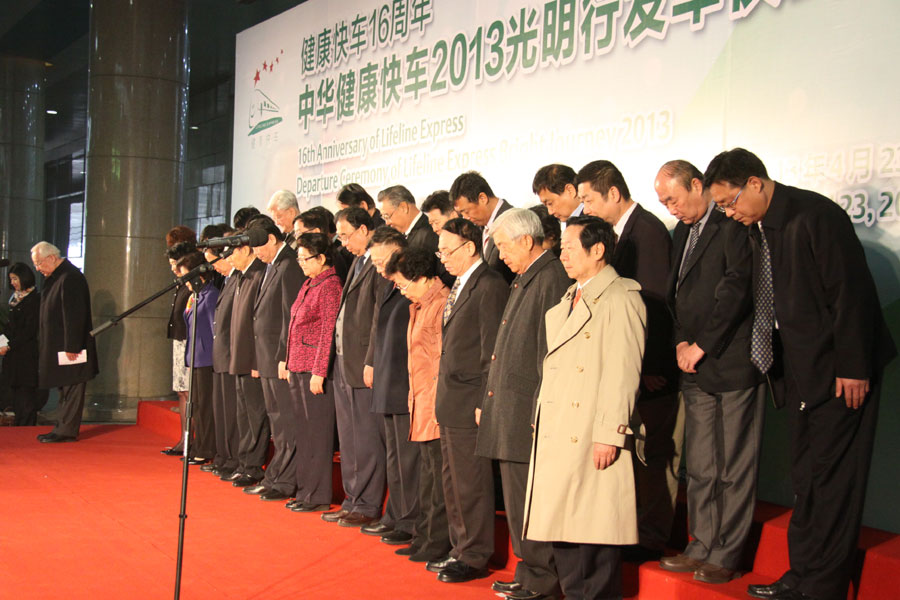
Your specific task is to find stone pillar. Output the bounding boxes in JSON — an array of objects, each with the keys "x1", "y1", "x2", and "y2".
[
  {"x1": 82, "y1": 0, "x2": 189, "y2": 422},
  {"x1": 0, "y1": 56, "x2": 44, "y2": 268}
]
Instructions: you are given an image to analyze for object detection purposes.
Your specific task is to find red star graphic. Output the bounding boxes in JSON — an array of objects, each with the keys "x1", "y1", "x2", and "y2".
[
  {"x1": 262, "y1": 60, "x2": 268, "y2": 71},
  {"x1": 280, "y1": 49, "x2": 284, "y2": 54},
  {"x1": 275, "y1": 57, "x2": 280, "y2": 64},
  {"x1": 253, "y1": 69, "x2": 260, "y2": 85}
]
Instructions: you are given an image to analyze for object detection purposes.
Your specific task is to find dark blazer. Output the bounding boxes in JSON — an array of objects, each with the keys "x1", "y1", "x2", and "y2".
[
  {"x1": 331, "y1": 240, "x2": 354, "y2": 284},
  {"x1": 37, "y1": 259, "x2": 99, "y2": 389},
  {"x1": 476, "y1": 252, "x2": 571, "y2": 462},
  {"x1": 167, "y1": 284, "x2": 191, "y2": 341},
  {"x1": 252, "y1": 243, "x2": 306, "y2": 378},
  {"x1": 407, "y1": 213, "x2": 439, "y2": 250},
  {"x1": 484, "y1": 199, "x2": 516, "y2": 284},
  {"x1": 2, "y1": 291, "x2": 40, "y2": 388},
  {"x1": 185, "y1": 281, "x2": 220, "y2": 368},
  {"x1": 212, "y1": 272, "x2": 239, "y2": 374},
  {"x1": 755, "y1": 182, "x2": 896, "y2": 407},
  {"x1": 666, "y1": 210, "x2": 760, "y2": 393},
  {"x1": 612, "y1": 202, "x2": 678, "y2": 396},
  {"x1": 335, "y1": 255, "x2": 390, "y2": 388},
  {"x1": 371, "y1": 284, "x2": 412, "y2": 414},
  {"x1": 229, "y1": 258, "x2": 266, "y2": 375},
  {"x1": 371, "y1": 208, "x2": 386, "y2": 229},
  {"x1": 435, "y1": 262, "x2": 509, "y2": 428}
]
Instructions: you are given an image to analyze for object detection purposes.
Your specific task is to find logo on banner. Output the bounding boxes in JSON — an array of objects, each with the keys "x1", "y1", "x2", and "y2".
[{"x1": 248, "y1": 89, "x2": 282, "y2": 136}]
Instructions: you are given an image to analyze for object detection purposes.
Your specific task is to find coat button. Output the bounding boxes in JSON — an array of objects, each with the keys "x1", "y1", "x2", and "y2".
[
  {"x1": 571, "y1": 436, "x2": 578, "y2": 443},
  {"x1": 583, "y1": 331, "x2": 590, "y2": 339},
  {"x1": 576, "y1": 365, "x2": 584, "y2": 372},
  {"x1": 572, "y1": 401, "x2": 580, "y2": 408},
  {"x1": 502, "y1": 319, "x2": 507, "y2": 325},
  {"x1": 487, "y1": 391, "x2": 494, "y2": 397},
  {"x1": 513, "y1": 283, "x2": 518, "y2": 288},
  {"x1": 491, "y1": 354, "x2": 496, "y2": 361}
]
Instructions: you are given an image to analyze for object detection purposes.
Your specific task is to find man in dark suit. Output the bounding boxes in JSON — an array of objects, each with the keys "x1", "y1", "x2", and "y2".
[
  {"x1": 704, "y1": 148, "x2": 897, "y2": 600},
  {"x1": 427, "y1": 218, "x2": 509, "y2": 584},
  {"x1": 267, "y1": 189, "x2": 301, "y2": 249},
  {"x1": 654, "y1": 160, "x2": 766, "y2": 584},
  {"x1": 226, "y1": 239, "x2": 270, "y2": 488},
  {"x1": 421, "y1": 190, "x2": 459, "y2": 234},
  {"x1": 322, "y1": 207, "x2": 391, "y2": 528},
  {"x1": 365, "y1": 227, "x2": 419, "y2": 545},
  {"x1": 533, "y1": 164, "x2": 583, "y2": 228},
  {"x1": 242, "y1": 215, "x2": 305, "y2": 502},
  {"x1": 203, "y1": 242, "x2": 241, "y2": 479},
  {"x1": 450, "y1": 171, "x2": 516, "y2": 284},
  {"x1": 577, "y1": 160, "x2": 682, "y2": 555},
  {"x1": 337, "y1": 182, "x2": 385, "y2": 228},
  {"x1": 476, "y1": 208, "x2": 569, "y2": 600},
  {"x1": 31, "y1": 242, "x2": 99, "y2": 443}
]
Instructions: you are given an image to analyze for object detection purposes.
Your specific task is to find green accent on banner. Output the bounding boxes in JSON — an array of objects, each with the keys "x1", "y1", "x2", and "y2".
[{"x1": 249, "y1": 117, "x2": 283, "y2": 135}]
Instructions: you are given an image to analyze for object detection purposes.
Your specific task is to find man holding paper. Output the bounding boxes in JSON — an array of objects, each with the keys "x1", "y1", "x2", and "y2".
[{"x1": 31, "y1": 242, "x2": 99, "y2": 443}]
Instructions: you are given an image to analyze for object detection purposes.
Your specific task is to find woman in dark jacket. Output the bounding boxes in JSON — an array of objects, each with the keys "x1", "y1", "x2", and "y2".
[
  {"x1": 0, "y1": 263, "x2": 42, "y2": 425},
  {"x1": 284, "y1": 233, "x2": 342, "y2": 512}
]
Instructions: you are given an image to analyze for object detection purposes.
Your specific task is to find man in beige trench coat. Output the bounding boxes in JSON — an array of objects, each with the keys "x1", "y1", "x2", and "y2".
[{"x1": 523, "y1": 216, "x2": 647, "y2": 600}]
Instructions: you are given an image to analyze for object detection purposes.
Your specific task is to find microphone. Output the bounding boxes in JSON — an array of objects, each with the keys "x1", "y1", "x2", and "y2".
[
  {"x1": 0, "y1": 258, "x2": 9, "y2": 268},
  {"x1": 175, "y1": 262, "x2": 216, "y2": 286},
  {"x1": 197, "y1": 227, "x2": 269, "y2": 248}
]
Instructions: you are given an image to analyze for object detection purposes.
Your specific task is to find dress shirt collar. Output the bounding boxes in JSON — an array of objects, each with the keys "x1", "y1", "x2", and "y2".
[{"x1": 613, "y1": 202, "x2": 638, "y2": 239}]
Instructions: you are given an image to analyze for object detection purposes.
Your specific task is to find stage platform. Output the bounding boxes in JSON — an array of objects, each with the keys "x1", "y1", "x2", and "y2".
[{"x1": 0, "y1": 402, "x2": 897, "y2": 599}]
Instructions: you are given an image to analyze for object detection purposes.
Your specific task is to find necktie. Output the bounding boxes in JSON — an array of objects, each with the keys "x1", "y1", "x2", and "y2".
[
  {"x1": 443, "y1": 277, "x2": 461, "y2": 326},
  {"x1": 751, "y1": 223, "x2": 775, "y2": 373},
  {"x1": 679, "y1": 222, "x2": 702, "y2": 282},
  {"x1": 352, "y1": 256, "x2": 366, "y2": 282},
  {"x1": 262, "y1": 262, "x2": 273, "y2": 288}
]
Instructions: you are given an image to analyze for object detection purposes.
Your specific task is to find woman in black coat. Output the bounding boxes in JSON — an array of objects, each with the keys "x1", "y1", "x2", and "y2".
[{"x1": 0, "y1": 263, "x2": 42, "y2": 425}]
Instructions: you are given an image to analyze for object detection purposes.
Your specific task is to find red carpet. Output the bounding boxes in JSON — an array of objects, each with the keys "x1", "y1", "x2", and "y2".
[{"x1": 2, "y1": 403, "x2": 898, "y2": 599}]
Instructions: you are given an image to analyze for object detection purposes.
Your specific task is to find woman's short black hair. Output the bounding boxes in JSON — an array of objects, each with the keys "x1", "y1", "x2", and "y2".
[
  {"x1": 297, "y1": 233, "x2": 334, "y2": 267},
  {"x1": 167, "y1": 240, "x2": 197, "y2": 261},
  {"x1": 384, "y1": 246, "x2": 437, "y2": 280},
  {"x1": 8, "y1": 262, "x2": 36, "y2": 290}
]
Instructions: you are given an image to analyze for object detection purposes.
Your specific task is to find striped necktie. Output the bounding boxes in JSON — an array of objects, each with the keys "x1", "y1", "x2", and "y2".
[
  {"x1": 442, "y1": 277, "x2": 461, "y2": 326},
  {"x1": 750, "y1": 223, "x2": 775, "y2": 373}
]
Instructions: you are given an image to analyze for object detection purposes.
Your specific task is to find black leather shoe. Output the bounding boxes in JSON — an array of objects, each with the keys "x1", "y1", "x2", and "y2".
[
  {"x1": 395, "y1": 545, "x2": 418, "y2": 556},
  {"x1": 492, "y1": 580, "x2": 522, "y2": 593},
  {"x1": 360, "y1": 520, "x2": 393, "y2": 536},
  {"x1": 410, "y1": 550, "x2": 447, "y2": 563},
  {"x1": 321, "y1": 508, "x2": 350, "y2": 523},
  {"x1": 259, "y1": 490, "x2": 292, "y2": 501},
  {"x1": 243, "y1": 484, "x2": 268, "y2": 495},
  {"x1": 425, "y1": 556, "x2": 458, "y2": 573},
  {"x1": 506, "y1": 589, "x2": 553, "y2": 600},
  {"x1": 180, "y1": 456, "x2": 208, "y2": 465},
  {"x1": 748, "y1": 581, "x2": 794, "y2": 598},
  {"x1": 380, "y1": 530, "x2": 413, "y2": 545},
  {"x1": 199, "y1": 463, "x2": 217, "y2": 472},
  {"x1": 161, "y1": 447, "x2": 181, "y2": 456},
  {"x1": 437, "y1": 561, "x2": 489, "y2": 583},
  {"x1": 285, "y1": 499, "x2": 303, "y2": 509},
  {"x1": 232, "y1": 475, "x2": 260, "y2": 487},
  {"x1": 223, "y1": 471, "x2": 244, "y2": 482},
  {"x1": 291, "y1": 503, "x2": 331, "y2": 512},
  {"x1": 37, "y1": 433, "x2": 77, "y2": 443}
]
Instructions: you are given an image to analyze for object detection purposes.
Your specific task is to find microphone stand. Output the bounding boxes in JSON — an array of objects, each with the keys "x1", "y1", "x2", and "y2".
[{"x1": 89, "y1": 256, "x2": 223, "y2": 600}]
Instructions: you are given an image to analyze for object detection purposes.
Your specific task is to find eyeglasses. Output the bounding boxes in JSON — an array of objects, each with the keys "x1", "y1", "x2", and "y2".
[
  {"x1": 336, "y1": 228, "x2": 359, "y2": 244},
  {"x1": 714, "y1": 184, "x2": 745, "y2": 213},
  {"x1": 297, "y1": 253, "x2": 320, "y2": 264},
  {"x1": 396, "y1": 279, "x2": 413, "y2": 291},
  {"x1": 435, "y1": 241, "x2": 469, "y2": 259}
]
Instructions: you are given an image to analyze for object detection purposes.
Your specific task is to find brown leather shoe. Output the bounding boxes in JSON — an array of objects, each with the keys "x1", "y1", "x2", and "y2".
[
  {"x1": 338, "y1": 512, "x2": 377, "y2": 527},
  {"x1": 694, "y1": 563, "x2": 739, "y2": 584},
  {"x1": 321, "y1": 508, "x2": 350, "y2": 523},
  {"x1": 659, "y1": 554, "x2": 704, "y2": 573}
]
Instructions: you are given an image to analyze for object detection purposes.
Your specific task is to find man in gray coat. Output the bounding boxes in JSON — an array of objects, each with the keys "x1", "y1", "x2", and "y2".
[
  {"x1": 32, "y1": 241, "x2": 99, "y2": 442},
  {"x1": 476, "y1": 209, "x2": 570, "y2": 600}
]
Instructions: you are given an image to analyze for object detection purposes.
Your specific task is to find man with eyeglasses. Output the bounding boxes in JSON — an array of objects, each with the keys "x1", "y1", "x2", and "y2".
[
  {"x1": 654, "y1": 160, "x2": 765, "y2": 585},
  {"x1": 426, "y1": 218, "x2": 509, "y2": 584},
  {"x1": 704, "y1": 148, "x2": 896, "y2": 600},
  {"x1": 322, "y1": 207, "x2": 392, "y2": 529}
]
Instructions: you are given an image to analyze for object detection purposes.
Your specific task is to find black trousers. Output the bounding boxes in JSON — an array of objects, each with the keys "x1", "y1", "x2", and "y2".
[
  {"x1": 412, "y1": 439, "x2": 451, "y2": 559},
  {"x1": 380, "y1": 412, "x2": 420, "y2": 533},
  {"x1": 552, "y1": 542, "x2": 622, "y2": 600},
  {"x1": 260, "y1": 375, "x2": 297, "y2": 496},
  {"x1": 11, "y1": 386, "x2": 41, "y2": 426},
  {"x1": 235, "y1": 374, "x2": 269, "y2": 480},
  {"x1": 189, "y1": 366, "x2": 216, "y2": 460},
  {"x1": 779, "y1": 375, "x2": 882, "y2": 600},
  {"x1": 440, "y1": 424, "x2": 494, "y2": 569},
  {"x1": 212, "y1": 372, "x2": 239, "y2": 471},
  {"x1": 288, "y1": 372, "x2": 336, "y2": 505},
  {"x1": 500, "y1": 459, "x2": 560, "y2": 597},
  {"x1": 51, "y1": 381, "x2": 86, "y2": 438}
]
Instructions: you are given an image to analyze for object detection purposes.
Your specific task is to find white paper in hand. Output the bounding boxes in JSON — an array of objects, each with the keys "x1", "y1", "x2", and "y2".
[
  {"x1": 0, "y1": 334, "x2": 8, "y2": 348},
  {"x1": 58, "y1": 350, "x2": 88, "y2": 365}
]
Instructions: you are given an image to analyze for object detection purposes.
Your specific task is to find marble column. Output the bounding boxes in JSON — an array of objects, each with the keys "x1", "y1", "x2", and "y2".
[
  {"x1": 0, "y1": 56, "x2": 44, "y2": 269},
  {"x1": 82, "y1": 0, "x2": 189, "y2": 422}
]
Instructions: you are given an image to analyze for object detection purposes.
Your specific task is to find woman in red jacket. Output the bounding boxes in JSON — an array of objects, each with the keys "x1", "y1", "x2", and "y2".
[{"x1": 285, "y1": 233, "x2": 343, "y2": 513}]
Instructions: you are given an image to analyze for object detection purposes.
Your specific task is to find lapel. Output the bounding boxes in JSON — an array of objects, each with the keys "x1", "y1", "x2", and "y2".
[
  {"x1": 678, "y1": 210, "x2": 721, "y2": 285},
  {"x1": 518, "y1": 251, "x2": 554, "y2": 289},
  {"x1": 344, "y1": 256, "x2": 372, "y2": 298},
  {"x1": 443, "y1": 262, "x2": 484, "y2": 329},
  {"x1": 254, "y1": 250, "x2": 285, "y2": 310},
  {"x1": 545, "y1": 265, "x2": 619, "y2": 356}
]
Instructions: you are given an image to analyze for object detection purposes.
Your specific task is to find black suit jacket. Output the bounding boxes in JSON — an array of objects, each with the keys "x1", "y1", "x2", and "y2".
[
  {"x1": 666, "y1": 210, "x2": 760, "y2": 393},
  {"x1": 483, "y1": 199, "x2": 516, "y2": 284},
  {"x1": 212, "y1": 272, "x2": 239, "y2": 374},
  {"x1": 476, "y1": 252, "x2": 572, "y2": 462},
  {"x1": 371, "y1": 284, "x2": 412, "y2": 414},
  {"x1": 335, "y1": 255, "x2": 390, "y2": 388},
  {"x1": 331, "y1": 240, "x2": 354, "y2": 285},
  {"x1": 435, "y1": 262, "x2": 509, "y2": 428},
  {"x1": 2, "y1": 290, "x2": 40, "y2": 387},
  {"x1": 229, "y1": 258, "x2": 266, "y2": 375},
  {"x1": 252, "y1": 244, "x2": 306, "y2": 378},
  {"x1": 612, "y1": 202, "x2": 678, "y2": 397},
  {"x1": 755, "y1": 182, "x2": 896, "y2": 407}
]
